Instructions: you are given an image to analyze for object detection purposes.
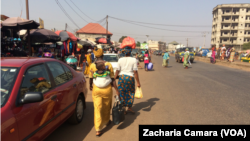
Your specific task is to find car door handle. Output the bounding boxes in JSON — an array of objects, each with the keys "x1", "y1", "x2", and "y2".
[{"x1": 51, "y1": 95, "x2": 57, "y2": 100}]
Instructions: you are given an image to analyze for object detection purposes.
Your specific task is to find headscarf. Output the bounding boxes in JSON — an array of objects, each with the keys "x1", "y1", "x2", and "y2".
[
  {"x1": 185, "y1": 48, "x2": 189, "y2": 51},
  {"x1": 121, "y1": 46, "x2": 132, "y2": 55},
  {"x1": 93, "y1": 48, "x2": 103, "y2": 58}
]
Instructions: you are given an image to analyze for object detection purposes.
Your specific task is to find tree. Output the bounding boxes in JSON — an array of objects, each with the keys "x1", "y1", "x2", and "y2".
[
  {"x1": 243, "y1": 42, "x2": 250, "y2": 50},
  {"x1": 119, "y1": 36, "x2": 127, "y2": 43},
  {"x1": 143, "y1": 41, "x2": 146, "y2": 43},
  {"x1": 136, "y1": 41, "x2": 141, "y2": 47}
]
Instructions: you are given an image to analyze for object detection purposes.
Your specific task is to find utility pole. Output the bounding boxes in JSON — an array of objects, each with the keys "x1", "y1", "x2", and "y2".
[
  {"x1": 106, "y1": 15, "x2": 108, "y2": 38},
  {"x1": 65, "y1": 23, "x2": 67, "y2": 31},
  {"x1": 26, "y1": 0, "x2": 31, "y2": 56},
  {"x1": 202, "y1": 32, "x2": 209, "y2": 48},
  {"x1": 26, "y1": 0, "x2": 29, "y2": 19},
  {"x1": 186, "y1": 38, "x2": 188, "y2": 47},
  {"x1": 146, "y1": 35, "x2": 149, "y2": 43}
]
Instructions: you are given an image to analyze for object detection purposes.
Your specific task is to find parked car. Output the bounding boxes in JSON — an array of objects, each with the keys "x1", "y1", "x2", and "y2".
[
  {"x1": 103, "y1": 54, "x2": 120, "y2": 77},
  {"x1": 1, "y1": 57, "x2": 87, "y2": 141},
  {"x1": 131, "y1": 49, "x2": 139, "y2": 57},
  {"x1": 156, "y1": 50, "x2": 162, "y2": 56},
  {"x1": 153, "y1": 50, "x2": 159, "y2": 55},
  {"x1": 241, "y1": 55, "x2": 250, "y2": 63}
]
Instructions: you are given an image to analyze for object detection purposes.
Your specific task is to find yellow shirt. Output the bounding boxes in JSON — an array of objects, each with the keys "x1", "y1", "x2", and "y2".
[{"x1": 89, "y1": 62, "x2": 114, "y2": 79}]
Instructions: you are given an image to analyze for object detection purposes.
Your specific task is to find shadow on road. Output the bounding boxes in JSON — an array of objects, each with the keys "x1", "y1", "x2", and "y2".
[
  {"x1": 45, "y1": 102, "x2": 94, "y2": 141},
  {"x1": 117, "y1": 98, "x2": 160, "y2": 130}
]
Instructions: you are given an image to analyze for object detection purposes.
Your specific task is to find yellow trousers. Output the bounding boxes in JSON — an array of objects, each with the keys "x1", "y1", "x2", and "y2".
[{"x1": 92, "y1": 84, "x2": 112, "y2": 131}]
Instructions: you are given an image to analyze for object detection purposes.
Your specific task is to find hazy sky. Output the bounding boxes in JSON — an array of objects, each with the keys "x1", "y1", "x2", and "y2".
[{"x1": 2, "y1": 0, "x2": 250, "y2": 48}]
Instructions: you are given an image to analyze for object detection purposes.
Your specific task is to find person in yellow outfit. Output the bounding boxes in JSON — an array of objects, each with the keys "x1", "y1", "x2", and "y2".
[
  {"x1": 84, "y1": 49, "x2": 92, "y2": 77},
  {"x1": 89, "y1": 48, "x2": 120, "y2": 137}
]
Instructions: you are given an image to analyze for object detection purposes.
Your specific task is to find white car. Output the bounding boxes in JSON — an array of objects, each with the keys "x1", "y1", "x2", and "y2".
[{"x1": 103, "y1": 54, "x2": 119, "y2": 77}]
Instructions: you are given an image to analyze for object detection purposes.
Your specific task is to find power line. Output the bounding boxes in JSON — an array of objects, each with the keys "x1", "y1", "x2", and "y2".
[
  {"x1": 109, "y1": 17, "x2": 210, "y2": 33},
  {"x1": 109, "y1": 16, "x2": 211, "y2": 27},
  {"x1": 112, "y1": 32, "x2": 202, "y2": 37},
  {"x1": 55, "y1": 0, "x2": 80, "y2": 29},
  {"x1": 64, "y1": 0, "x2": 89, "y2": 23},
  {"x1": 69, "y1": 0, "x2": 97, "y2": 22}
]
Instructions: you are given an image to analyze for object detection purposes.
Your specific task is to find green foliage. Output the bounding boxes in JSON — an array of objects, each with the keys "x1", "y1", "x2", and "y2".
[
  {"x1": 136, "y1": 41, "x2": 141, "y2": 47},
  {"x1": 243, "y1": 42, "x2": 250, "y2": 50},
  {"x1": 143, "y1": 41, "x2": 146, "y2": 43},
  {"x1": 119, "y1": 36, "x2": 127, "y2": 43}
]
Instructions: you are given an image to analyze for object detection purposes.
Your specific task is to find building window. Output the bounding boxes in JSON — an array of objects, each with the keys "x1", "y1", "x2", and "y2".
[{"x1": 226, "y1": 10, "x2": 230, "y2": 13}]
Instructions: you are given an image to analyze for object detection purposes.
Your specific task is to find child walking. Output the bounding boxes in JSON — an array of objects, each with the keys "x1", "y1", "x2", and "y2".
[{"x1": 144, "y1": 53, "x2": 150, "y2": 71}]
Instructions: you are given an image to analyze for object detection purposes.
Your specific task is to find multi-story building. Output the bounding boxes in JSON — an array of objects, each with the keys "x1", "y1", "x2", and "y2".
[{"x1": 211, "y1": 4, "x2": 250, "y2": 50}]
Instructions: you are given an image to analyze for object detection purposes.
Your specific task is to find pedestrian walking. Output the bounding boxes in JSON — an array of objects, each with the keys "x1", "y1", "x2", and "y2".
[
  {"x1": 144, "y1": 50, "x2": 150, "y2": 71},
  {"x1": 221, "y1": 48, "x2": 226, "y2": 60},
  {"x1": 183, "y1": 48, "x2": 189, "y2": 69},
  {"x1": 89, "y1": 48, "x2": 120, "y2": 137},
  {"x1": 91, "y1": 48, "x2": 95, "y2": 62},
  {"x1": 84, "y1": 49, "x2": 92, "y2": 77},
  {"x1": 211, "y1": 46, "x2": 216, "y2": 64},
  {"x1": 135, "y1": 53, "x2": 143, "y2": 69},
  {"x1": 162, "y1": 49, "x2": 169, "y2": 68},
  {"x1": 80, "y1": 50, "x2": 86, "y2": 74},
  {"x1": 229, "y1": 47, "x2": 235, "y2": 62},
  {"x1": 114, "y1": 46, "x2": 141, "y2": 115}
]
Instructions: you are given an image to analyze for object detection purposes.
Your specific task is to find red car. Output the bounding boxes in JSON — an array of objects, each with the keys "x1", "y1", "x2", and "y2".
[{"x1": 1, "y1": 57, "x2": 87, "y2": 141}]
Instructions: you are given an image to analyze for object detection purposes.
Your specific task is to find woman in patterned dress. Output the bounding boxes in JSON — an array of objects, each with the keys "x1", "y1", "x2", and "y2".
[{"x1": 115, "y1": 46, "x2": 141, "y2": 114}]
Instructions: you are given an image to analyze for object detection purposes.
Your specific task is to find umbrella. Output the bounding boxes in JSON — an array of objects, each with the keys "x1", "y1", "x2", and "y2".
[
  {"x1": 1, "y1": 17, "x2": 39, "y2": 30},
  {"x1": 66, "y1": 55, "x2": 78, "y2": 65},
  {"x1": 78, "y1": 39, "x2": 91, "y2": 46},
  {"x1": 23, "y1": 28, "x2": 61, "y2": 43},
  {"x1": 95, "y1": 37, "x2": 107, "y2": 44},
  {"x1": 54, "y1": 30, "x2": 77, "y2": 41}
]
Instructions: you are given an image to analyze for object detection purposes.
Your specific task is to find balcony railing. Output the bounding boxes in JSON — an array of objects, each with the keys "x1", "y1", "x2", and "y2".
[
  {"x1": 222, "y1": 12, "x2": 232, "y2": 15},
  {"x1": 221, "y1": 34, "x2": 238, "y2": 37}
]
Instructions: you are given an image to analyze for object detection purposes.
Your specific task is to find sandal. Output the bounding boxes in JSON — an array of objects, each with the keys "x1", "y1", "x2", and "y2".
[
  {"x1": 127, "y1": 109, "x2": 135, "y2": 114},
  {"x1": 96, "y1": 131, "x2": 103, "y2": 137}
]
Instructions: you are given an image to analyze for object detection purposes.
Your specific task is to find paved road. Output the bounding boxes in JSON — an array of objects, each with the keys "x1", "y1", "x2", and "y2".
[{"x1": 45, "y1": 55, "x2": 250, "y2": 141}]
